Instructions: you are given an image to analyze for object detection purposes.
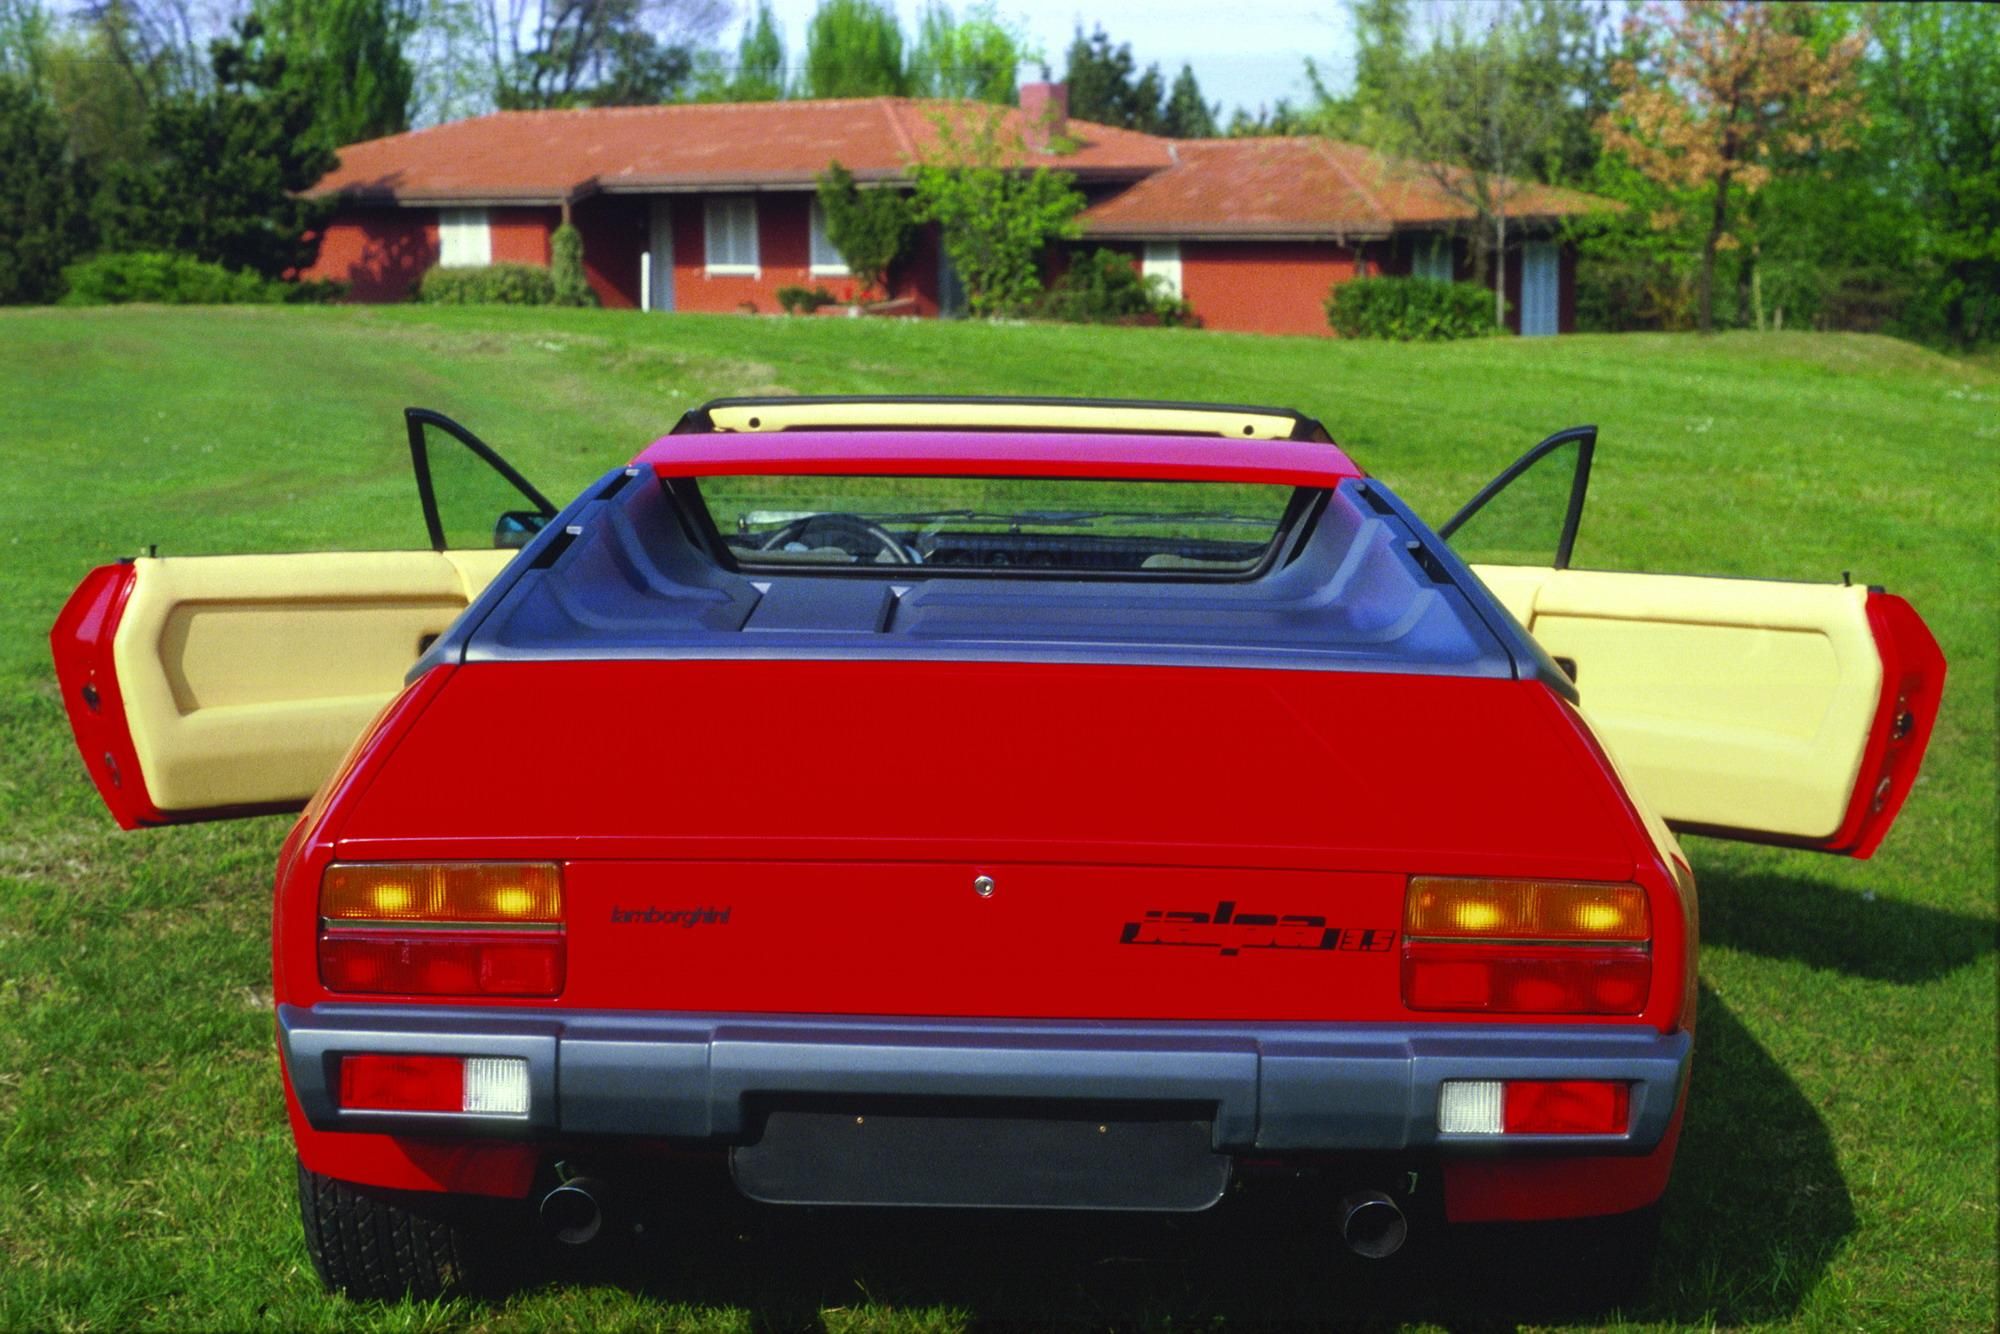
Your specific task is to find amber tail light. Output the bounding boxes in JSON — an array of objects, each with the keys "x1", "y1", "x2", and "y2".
[
  {"x1": 1402, "y1": 876, "x2": 1651, "y2": 1016},
  {"x1": 318, "y1": 863, "x2": 564, "y2": 998}
]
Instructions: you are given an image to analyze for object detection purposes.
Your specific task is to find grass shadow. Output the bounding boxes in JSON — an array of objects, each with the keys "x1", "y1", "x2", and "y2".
[
  {"x1": 1637, "y1": 984, "x2": 1859, "y2": 1324},
  {"x1": 1694, "y1": 861, "x2": 1996, "y2": 983},
  {"x1": 507, "y1": 987, "x2": 1849, "y2": 1329}
]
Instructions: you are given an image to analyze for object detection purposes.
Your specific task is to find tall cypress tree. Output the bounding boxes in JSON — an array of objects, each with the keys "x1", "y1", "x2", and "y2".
[
  {"x1": 1162, "y1": 63, "x2": 1216, "y2": 137},
  {"x1": 258, "y1": 0, "x2": 415, "y2": 146},
  {"x1": 801, "y1": 0, "x2": 905, "y2": 99}
]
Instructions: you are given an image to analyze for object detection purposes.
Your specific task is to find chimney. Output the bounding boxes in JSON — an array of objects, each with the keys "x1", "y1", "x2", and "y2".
[{"x1": 1020, "y1": 81, "x2": 1068, "y2": 153}]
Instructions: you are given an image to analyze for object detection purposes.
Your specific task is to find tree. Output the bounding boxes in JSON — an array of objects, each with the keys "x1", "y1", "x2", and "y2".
[
  {"x1": 73, "y1": 0, "x2": 212, "y2": 100},
  {"x1": 722, "y1": 0, "x2": 784, "y2": 100},
  {"x1": 1334, "y1": 0, "x2": 1561, "y2": 328},
  {"x1": 906, "y1": 1, "x2": 1023, "y2": 105},
  {"x1": 1225, "y1": 100, "x2": 1310, "y2": 137},
  {"x1": 483, "y1": 0, "x2": 727, "y2": 109},
  {"x1": 1599, "y1": 0, "x2": 1866, "y2": 334},
  {"x1": 0, "y1": 77, "x2": 93, "y2": 302},
  {"x1": 815, "y1": 159, "x2": 912, "y2": 296},
  {"x1": 1061, "y1": 24, "x2": 1163, "y2": 133},
  {"x1": 1861, "y1": 1, "x2": 1999, "y2": 347},
  {"x1": 259, "y1": 0, "x2": 418, "y2": 145},
  {"x1": 1162, "y1": 64, "x2": 1215, "y2": 138},
  {"x1": 99, "y1": 16, "x2": 336, "y2": 279},
  {"x1": 0, "y1": 0, "x2": 55, "y2": 84},
  {"x1": 910, "y1": 104, "x2": 1083, "y2": 316},
  {"x1": 800, "y1": 0, "x2": 904, "y2": 99}
]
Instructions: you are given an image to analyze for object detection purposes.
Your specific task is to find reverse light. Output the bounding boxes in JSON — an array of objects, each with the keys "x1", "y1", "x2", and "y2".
[
  {"x1": 319, "y1": 862, "x2": 565, "y2": 997},
  {"x1": 1438, "y1": 1079, "x2": 1630, "y2": 1136},
  {"x1": 1403, "y1": 876, "x2": 1652, "y2": 1015},
  {"x1": 338, "y1": 1054, "x2": 530, "y2": 1116}
]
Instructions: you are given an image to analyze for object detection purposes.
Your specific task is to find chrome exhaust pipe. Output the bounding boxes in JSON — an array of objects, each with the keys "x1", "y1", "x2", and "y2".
[
  {"x1": 1338, "y1": 1190, "x2": 1408, "y2": 1259},
  {"x1": 538, "y1": 1177, "x2": 608, "y2": 1246}
]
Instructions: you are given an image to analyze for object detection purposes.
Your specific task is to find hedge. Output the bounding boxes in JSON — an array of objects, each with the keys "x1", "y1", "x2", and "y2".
[
  {"x1": 1325, "y1": 276, "x2": 1501, "y2": 341},
  {"x1": 59, "y1": 252, "x2": 285, "y2": 305},
  {"x1": 414, "y1": 263, "x2": 557, "y2": 305}
]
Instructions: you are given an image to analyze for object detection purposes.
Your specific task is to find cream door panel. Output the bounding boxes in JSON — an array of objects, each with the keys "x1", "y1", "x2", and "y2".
[
  {"x1": 1471, "y1": 566, "x2": 1880, "y2": 840},
  {"x1": 114, "y1": 551, "x2": 510, "y2": 812}
]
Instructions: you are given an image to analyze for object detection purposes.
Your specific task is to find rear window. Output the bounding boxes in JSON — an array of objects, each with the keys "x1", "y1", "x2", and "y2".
[{"x1": 694, "y1": 475, "x2": 1301, "y2": 575}]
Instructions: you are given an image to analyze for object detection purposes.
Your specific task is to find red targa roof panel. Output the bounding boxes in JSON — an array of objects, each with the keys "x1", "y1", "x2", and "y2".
[{"x1": 632, "y1": 430, "x2": 1365, "y2": 487}]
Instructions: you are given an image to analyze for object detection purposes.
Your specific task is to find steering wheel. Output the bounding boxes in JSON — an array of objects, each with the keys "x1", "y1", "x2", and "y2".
[{"x1": 756, "y1": 512, "x2": 917, "y2": 565}]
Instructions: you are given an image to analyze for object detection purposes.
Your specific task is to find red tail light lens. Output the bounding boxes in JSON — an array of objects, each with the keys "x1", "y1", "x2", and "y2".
[
  {"x1": 1402, "y1": 876, "x2": 1652, "y2": 1015},
  {"x1": 1503, "y1": 1080, "x2": 1631, "y2": 1135},
  {"x1": 319, "y1": 932, "x2": 565, "y2": 997},
  {"x1": 1402, "y1": 941, "x2": 1650, "y2": 1014},
  {"x1": 318, "y1": 862, "x2": 565, "y2": 997},
  {"x1": 339, "y1": 1054, "x2": 464, "y2": 1112}
]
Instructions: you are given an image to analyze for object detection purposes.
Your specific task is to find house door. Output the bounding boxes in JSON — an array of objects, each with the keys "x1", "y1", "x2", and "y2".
[
  {"x1": 938, "y1": 248, "x2": 966, "y2": 318},
  {"x1": 647, "y1": 199, "x2": 675, "y2": 312},
  {"x1": 1520, "y1": 240, "x2": 1558, "y2": 336}
]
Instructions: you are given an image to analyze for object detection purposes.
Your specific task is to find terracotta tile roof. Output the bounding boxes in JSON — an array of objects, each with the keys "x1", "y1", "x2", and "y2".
[
  {"x1": 312, "y1": 99, "x2": 1173, "y2": 204},
  {"x1": 1078, "y1": 137, "x2": 1614, "y2": 240}
]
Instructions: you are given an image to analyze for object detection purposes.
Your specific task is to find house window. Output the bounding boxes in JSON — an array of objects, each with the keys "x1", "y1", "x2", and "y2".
[
  {"x1": 1142, "y1": 241, "x2": 1183, "y2": 299},
  {"x1": 1412, "y1": 235, "x2": 1453, "y2": 282},
  {"x1": 704, "y1": 196, "x2": 759, "y2": 275},
  {"x1": 438, "y1": 208, "x2": 491, "y2": 268},
  {"x1": 809, "y1": 200, "x2": 849, "y2": 276}
]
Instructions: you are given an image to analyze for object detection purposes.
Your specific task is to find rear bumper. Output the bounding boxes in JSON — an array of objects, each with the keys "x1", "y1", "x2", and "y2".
[{"x1": 278, "y1": 1004, "x2": 1689, "y2": 1155}]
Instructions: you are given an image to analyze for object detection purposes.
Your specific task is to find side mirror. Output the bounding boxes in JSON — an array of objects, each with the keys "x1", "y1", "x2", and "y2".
[{"x1": 494, "y1": 511, "x2": 550, "y2": 549}]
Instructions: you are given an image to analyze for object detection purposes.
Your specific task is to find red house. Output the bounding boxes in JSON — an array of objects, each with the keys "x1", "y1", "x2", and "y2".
[{"x1": 304, "y1": 85, "x2": 1610, "y2": 337}]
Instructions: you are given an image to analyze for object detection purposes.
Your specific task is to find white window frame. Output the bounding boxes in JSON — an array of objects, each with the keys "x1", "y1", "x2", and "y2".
[
  {"x1": 1412, "y1": 235, "x2": 1453, "y2": 283},
  {"x1": 1142, "y1": 241, "x2": 1183, "y2": 299},
  {"x1": 703, "y1": 196, "x2": 760, "y2": 276},
  {"x1": 437, "y1": 208, "x2": 491, "y2": 268},
  {"x1": 809, "y1": 199, "x2": 849, "y2": 277}
]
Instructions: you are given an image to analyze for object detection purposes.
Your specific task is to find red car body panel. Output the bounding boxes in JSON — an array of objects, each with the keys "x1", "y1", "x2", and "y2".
[
  {"x1": 279, "y1": 660, "x2": 1681, "y2": 1029},
  {"x1": 1827, "y1": 591, "x2": 1947, "y2": 858},
  {"x1": 49, "y1": 563, "x2": 160, "y2": 830}
]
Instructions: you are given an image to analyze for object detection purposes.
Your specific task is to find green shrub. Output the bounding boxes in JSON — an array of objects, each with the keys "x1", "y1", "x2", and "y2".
[
  {"x1": 816, "y1": 161, "x2": 914, "y2": 298},
  {"x1": 550, "y1": 223, "x2": 595, "y2": 307},
  {"x1": 1325, "y1": 276, "x2": 1500, "y2": 341},
  {"x1": 58, "y1": 251, "x2": 283, "y2": 305},
  {"x1": 414, "y1": 263, "x2": 556, "y2": 305},
  {"x1": 776, "y1": 284, "x2": 839, "y2": 314},
  {"x1": 1042, "y1": 248, "x2": 1195, "y2": 327}
]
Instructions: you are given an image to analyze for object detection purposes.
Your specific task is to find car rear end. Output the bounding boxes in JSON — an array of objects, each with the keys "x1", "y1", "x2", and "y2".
[{"x1": 269, "y1": 428, "x2": 1698, "y2": 1293}]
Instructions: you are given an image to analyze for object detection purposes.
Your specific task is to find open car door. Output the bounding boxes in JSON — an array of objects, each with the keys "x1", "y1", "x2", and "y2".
[
  {"x1": 49, "y1": 411, "x2": 556, "y2": 829},
  {"x1": 1444, "y1": 428, "x2": 1944, "y2": 858}
]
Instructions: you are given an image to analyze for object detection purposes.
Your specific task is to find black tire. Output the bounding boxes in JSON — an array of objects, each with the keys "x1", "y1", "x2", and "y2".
[{"x1": 296, "y1": 1159, "x2": 516, "y2": 1300}]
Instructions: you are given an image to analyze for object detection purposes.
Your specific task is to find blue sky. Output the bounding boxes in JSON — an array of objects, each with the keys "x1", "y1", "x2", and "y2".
[{"x1": 753, "y1": 1, "x2": 1361, "y2": 121}]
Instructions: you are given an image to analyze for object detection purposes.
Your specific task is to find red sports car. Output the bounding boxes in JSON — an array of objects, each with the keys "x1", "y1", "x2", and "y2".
[{"x1": 49, "y1": 397, "x2": 1943, "y2": 1301}]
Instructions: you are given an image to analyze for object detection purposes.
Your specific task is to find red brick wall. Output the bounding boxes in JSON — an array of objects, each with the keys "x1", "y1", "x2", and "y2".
[
  {"x1": 306, "y1": 205, "x2": 560, "y2": 301},
  {"x1": 492, "y1": 208, "x2": 558, "y2": 266},
  {"x1": 304, "y1": 208, "x2": 437, "y2": 300},
  {"x1": 657, "y1": 193, "x2": 939, "y2": 315},
  {"x1": 1179, "y1": 241, "x2": 1361, "y2": 337}
]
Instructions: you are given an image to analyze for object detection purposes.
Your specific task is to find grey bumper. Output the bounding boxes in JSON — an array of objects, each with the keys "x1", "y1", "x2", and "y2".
[{"x1": 279, "y1": 1004, "x2": 1690, "y2": 1154}]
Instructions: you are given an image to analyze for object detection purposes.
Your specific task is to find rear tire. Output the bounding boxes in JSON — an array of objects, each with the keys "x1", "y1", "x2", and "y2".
[{"x1": 296, "y1": 1159, "x2": 515, "y2": 1300}]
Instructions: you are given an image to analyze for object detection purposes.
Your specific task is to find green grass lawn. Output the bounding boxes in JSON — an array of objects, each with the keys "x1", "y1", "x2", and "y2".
[{"x1": 0, "y1": 305, "x2": 1993, "y2": 1332}]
